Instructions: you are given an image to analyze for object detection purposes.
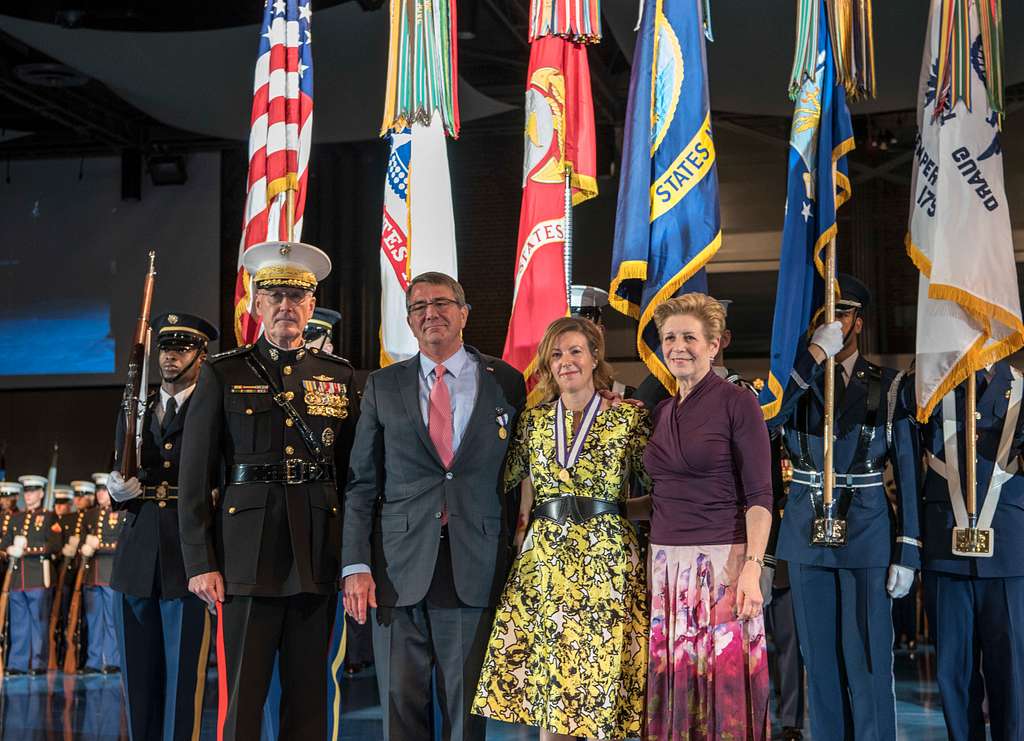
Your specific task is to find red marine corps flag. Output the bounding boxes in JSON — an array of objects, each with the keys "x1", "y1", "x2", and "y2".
[{"x1": 502, "y1": 33, "x2": 598, "y2": 404}]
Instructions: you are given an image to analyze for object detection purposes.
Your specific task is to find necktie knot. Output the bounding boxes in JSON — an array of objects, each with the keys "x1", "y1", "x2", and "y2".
[{"x1": 434, "y1": 364, "x2": 446, "y2": 381}]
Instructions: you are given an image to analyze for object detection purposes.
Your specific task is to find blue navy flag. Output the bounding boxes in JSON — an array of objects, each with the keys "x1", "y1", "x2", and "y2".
[
  {"x1": 609, "y1": 0, "x2": 721, "y2": 393},
  {"x1": 759, "y1": 2, "x2": 854, "y2": 420}
]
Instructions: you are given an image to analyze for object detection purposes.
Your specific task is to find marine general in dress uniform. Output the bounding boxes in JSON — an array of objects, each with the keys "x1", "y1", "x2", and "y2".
[
  {"x1": 768, "y1": 275, "x2": 920, "y2": 741},
  {"x1": 3, "y1": 475, "x2": 61, "y2": 676},
  {"x1": 898, "y1": 359, "x2": 1024, "y2": 741},
  {"x1": 106, "y1": 311, "x2": 218, "y2": 741},
  {"x1": 179, "y1": 241, "x2": 359, "y2": 740}
]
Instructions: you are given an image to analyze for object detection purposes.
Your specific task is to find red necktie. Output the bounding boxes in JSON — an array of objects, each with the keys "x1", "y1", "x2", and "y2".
[{"x1": 429, "y1": 364, "x2": 453, "y2": 527}]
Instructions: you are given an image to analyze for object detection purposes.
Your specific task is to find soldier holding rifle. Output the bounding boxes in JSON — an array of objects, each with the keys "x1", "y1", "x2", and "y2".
[
  {"x1": 767, "y1": 275, "x2": 921, "y2": 740},
  {"x1": 107, "y1": 308, "x2": 218, "y2": 740},
  {"x1": 2, "y1": 475, "x2": 61, "y2": 676}
]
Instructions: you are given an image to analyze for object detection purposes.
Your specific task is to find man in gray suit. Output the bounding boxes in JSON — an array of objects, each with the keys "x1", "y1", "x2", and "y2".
[{"x1": 343, "y1": 272, "x2": 527, "y2": 741}]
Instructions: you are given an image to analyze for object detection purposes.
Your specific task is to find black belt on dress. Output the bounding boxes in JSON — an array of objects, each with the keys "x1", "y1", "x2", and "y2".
[
  {"x1": 531, "y1": 496, "x2": 625, "y2": 525},
  {"x1": 230, "y1": 460, "x2": 335, "y2": 485},
  {"x1": 139, "y1": 485, "x2": 178, "y2": 501}
]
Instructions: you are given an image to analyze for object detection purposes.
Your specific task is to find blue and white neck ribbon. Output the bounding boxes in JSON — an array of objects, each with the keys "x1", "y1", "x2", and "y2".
[{"x1": 554, "y1": 391, "x2": 601, "y2": 481}]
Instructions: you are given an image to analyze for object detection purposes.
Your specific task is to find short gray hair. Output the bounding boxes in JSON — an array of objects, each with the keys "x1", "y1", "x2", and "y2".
[{"x1": 405, "y1": 272, "x2": 467, "y2": 306}]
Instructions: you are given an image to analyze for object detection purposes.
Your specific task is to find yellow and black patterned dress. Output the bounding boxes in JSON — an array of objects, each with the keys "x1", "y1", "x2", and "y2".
[{"x1": 472, "y1": 402, "x2": 650, "y2": 739}]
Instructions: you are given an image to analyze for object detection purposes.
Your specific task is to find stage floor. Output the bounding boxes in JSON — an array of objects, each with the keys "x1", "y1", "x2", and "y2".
[{"x1": 0, "y1": 648, "x2": 965, "y2": 739}]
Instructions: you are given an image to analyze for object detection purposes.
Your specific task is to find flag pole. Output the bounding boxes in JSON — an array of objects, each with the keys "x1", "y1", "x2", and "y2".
[
  {"x1": 563, "y1": 167, "x2": 573, "y2": 308},
  {"x1": 953, "y1": 375, "x2": 990, "y2": 554},
  {"x1": 286, "y1": 189, "x2": 297, "y2": 243},
  {"x1": 812, "y1": 161, "x2": 846, "y2": 547}
]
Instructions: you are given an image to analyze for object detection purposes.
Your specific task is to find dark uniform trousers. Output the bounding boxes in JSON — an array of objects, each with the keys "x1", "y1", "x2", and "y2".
[
  {"x1": 2, "y1": 508, "x2": 61, "y2": 672},
  {"x1": 905, "y1": 364, "x2": 1024, "y2": 741},
  {"x1": 113, "y1": 390, "x2": 211, "y2": 741},
  {"x1": 179, "y1": 338, "x2": 359, "y2": 740},
  {"x1": 770, "y1": 350, "x2": 921, "y2": 741}
]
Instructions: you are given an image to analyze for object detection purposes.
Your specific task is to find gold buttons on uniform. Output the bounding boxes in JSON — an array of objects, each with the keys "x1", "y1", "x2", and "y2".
[
  {"x1": 285, "y1": 418, "x2": 294, "y2": 427},
  {"x1": 163, "y1": 461, "x2": 172, "y2": 469},
  {"x1": 283, "y1": 365, "x2": 292, "y2": 375},
  {"x1": 228, "y1": 506, "x2": 237, "y2": 514},
  {"x1": 975, "y1": 411, "x2": 982, "y2": 420},
  {"x1": 245, "y1": 408, "x2": 254, "y2": 416},
  {"x1": 164, "y1": 442, "x2": 173, "y2": 450},
  {"x1": 158, "y1": 502, "x2": 167, "y2": 509},
  {"x1": 284, "y1": 392, "x2": 295, "y2": 401},
  {"x1": 285, "y1": 445, "x2": 295, "y2": 455}
]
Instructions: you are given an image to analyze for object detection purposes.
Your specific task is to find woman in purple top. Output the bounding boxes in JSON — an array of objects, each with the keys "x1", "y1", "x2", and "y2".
[{"x1": 638, "y1": 294, "x2": 773, "y2": 740}]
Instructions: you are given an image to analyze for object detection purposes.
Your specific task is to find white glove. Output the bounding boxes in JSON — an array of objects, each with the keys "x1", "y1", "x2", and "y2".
[
  {"x1": 85, "y1": 534, "x2": 100, "y2": 550},
  {"x1": 80, "y1": 543, "x2": 95, "y2": 558},
  {"x1": 68, "y1": 535, "x2": 80, "y2": 549},
  {"x1": 810, "y1": 321, "x2": 844, "y2": 360},
  {"x1": 61, "y1": 543, "x2": 77, "y2": 558},
  {"x1": 886, "y1": 564, "x2": 915, "y2": 599},
  {"x1": 14, "y1": 535, "x2": 27, "y2": 550},
  {"x1": 6, "y1": 545, "x2": 23, "y2": 559},
  {"x1": 758, "y1": 566, "x2": 775, "y2": 610},
  {"x1": 107, "y1": 470, "x2": 143, "y2": 502}
]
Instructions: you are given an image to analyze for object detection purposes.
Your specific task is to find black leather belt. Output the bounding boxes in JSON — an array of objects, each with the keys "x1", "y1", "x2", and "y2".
[
  {"x1": 531, "y1": 496, "x2": 625, "y2": 525},
  {"x1": 230, "y1": 460, "x2": 335, "y2": 485},
  {"x1": 139, "y1": 485, "x2": 178, "y2": 501}
]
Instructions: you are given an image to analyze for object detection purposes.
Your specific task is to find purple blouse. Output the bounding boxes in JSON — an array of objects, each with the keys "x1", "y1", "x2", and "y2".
[{"x1": 644, "y1": 370, "x2": 773, "y2": 546}]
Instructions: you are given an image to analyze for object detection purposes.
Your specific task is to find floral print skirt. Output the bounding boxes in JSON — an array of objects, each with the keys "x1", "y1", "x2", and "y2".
[{"x1": 646, "y1": 542, "x2": 770, "y2": 741}]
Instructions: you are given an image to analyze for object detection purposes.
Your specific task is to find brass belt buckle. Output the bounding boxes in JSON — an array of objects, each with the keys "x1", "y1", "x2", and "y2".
[
  {"x1": 952, "y1": 527, "x2": 994, "y2": 557},
  {"x1": 284, "y1": 459, "x2": 303, "y2": 484}
]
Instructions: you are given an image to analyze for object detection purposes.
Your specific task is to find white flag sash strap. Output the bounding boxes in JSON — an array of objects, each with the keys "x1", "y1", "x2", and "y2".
[
  {"x1": 928, "y1": 369, "x2": 1023, "y2": 535},
  {"x1": 554, "y1": 392, "x2": 601, "y2": 483}
]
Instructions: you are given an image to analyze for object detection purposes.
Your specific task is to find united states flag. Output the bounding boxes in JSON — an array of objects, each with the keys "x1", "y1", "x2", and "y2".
[{"x1": 234, "y1": 0, "x2": 314, "y2": 344}]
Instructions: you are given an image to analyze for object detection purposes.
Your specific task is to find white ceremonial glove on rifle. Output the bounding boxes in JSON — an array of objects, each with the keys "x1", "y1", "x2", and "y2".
[
  {"x1": 80, "y1": 534, "x2": 100, "y2": 559},
  {"x1": 810, "y1": 321, "x2": 844, "y2": 360},
  {"x1": 886, "y1": 564, "x2": 915, "y2": 599},
  {"x1": 61, "y1": 542, "x2": 77, "y2": 558},
  {"x1": 7, "y1": 534, "x2": 27, "y2": 559},
  {"x1": 107, "y1": 470, "x2": 143, "y2": 502}
]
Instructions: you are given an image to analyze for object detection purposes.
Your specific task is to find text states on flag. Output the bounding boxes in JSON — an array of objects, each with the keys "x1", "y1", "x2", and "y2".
[
  {"x1": 758, "y1": 2, "x2": 854, "y2": 422},
  {"x1": 502, "y1": 35, "x2": 598, "y2": 405},
  {"x1": 234, "y1": 0, "x2": 314, "y2": 345},
  {"x1": 906, "y1": 0, "x2": 1024, "y2": 422},
  {"x1": 379, "y1": 116, "x2": 458, "y2": 367},
  {"x1": 609, "y1": 0, "x2": 721, "y2": 395}
]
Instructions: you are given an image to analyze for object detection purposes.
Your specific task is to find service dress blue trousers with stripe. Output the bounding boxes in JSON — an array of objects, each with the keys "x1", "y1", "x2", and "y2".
[{"x1": 7, "y1": 589, "x2": 52, "y2": 672}]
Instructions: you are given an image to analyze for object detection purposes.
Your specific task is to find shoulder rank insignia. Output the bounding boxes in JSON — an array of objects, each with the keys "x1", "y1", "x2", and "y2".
[{"x1": 210, "y1": 344, "x2": 253, "y2": 363}]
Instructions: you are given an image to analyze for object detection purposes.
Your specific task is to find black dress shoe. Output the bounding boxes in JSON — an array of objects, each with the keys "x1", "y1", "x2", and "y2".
[
  {"x1": 28, "y1": 669, "x2": 47, "y2": 677},
  {"x1": 4, "y1": 669, "x2": 25, "y2": 677},
  {"x1": 781, "y1": 728, "x2": 803, "y2": 741},
  {"x1": 101, "y1": 666, "x2": 120, "y2": 675},
  {"x1": 77, "y1": 666, "x2": 100, "y2": 675}
]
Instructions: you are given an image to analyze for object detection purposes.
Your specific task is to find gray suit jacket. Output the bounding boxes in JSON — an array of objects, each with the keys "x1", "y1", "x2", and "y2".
[{"x1": 342, "y1": 346, "x2": 527, "y2": 608}]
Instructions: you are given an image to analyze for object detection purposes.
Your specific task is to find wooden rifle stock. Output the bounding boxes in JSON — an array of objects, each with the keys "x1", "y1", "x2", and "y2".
[
  {"x1": 62, "y1": 556, "x2": 88, "y2": 675},
  {"x1": 120, "y1": 252, "x2": 157, "y2": 478},
  {"x1": 47, "y1": 558, "x2": 72, "y2": 671},
  {"x1": 0, "y1": 559, "x2": 16, "y2": 675}
]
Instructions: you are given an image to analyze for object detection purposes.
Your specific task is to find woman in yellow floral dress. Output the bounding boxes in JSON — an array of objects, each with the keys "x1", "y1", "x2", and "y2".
[{"x1": 472, "y1": 316, "x2": 650, "y2": 741}]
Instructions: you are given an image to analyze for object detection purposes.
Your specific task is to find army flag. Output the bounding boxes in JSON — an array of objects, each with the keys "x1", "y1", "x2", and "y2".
[
  {"x1": 501, "y1": 35, "x2": 598, "y2": 404},
  {"x1": 608, "y1": 0, "x2": 721, "y2": 394},
  {"x1": 907, "y1": 0, "x2": 1023, "y2": 422},
  {"x1": 234, "y1": 0, "x2": 315, "y2": 345},
  {"x1": 378, "y1": 0, "x2": 461, "y2": 367},
  {"x1": 379, "y1": 117, "x2": 459, "y2": 366},
  {"x1": 759, "y1": 1, "x2": 854, "y2": 420}
]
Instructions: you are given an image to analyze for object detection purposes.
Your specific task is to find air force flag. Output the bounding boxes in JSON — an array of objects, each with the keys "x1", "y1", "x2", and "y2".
[
  {"x1": 759, "y1": 3, "x2": 854, "y2": 420},
  {"x1": 609, "y1": 0, "x2": 721, "y2": 393}
]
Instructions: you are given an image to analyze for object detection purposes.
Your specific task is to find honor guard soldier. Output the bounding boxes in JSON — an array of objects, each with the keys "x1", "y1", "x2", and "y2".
[
  {"x1": 53, "y1": 481, "x2": 93, "y2": 670},
  {"x1": 900, "y1": 359, "x2": 1024, "y2": 741},
  {"x1": 0, "y1": 482, "x2": 19, "y2": 516},
  {"x1": 304, "y1": 307, "x2": 342, "y2": 353},
  {"x1": 179, "y1": 241, "x2": 359, "y2": 740},
  {"x1": 106, "y1": 311, "x2": 218, "y2": 741},
  {"x1": 768, "y1": 274, "x2": 919, "y2": 740},
  {"x1": 80, "y1": 482, "x2": 124, "y2": 674},
  {"x1": 53, "y1": 486, "x2": 74, "y2": 518},
  {"x1": 2, "y1": 475, "x2": 61, "y2": 675}
]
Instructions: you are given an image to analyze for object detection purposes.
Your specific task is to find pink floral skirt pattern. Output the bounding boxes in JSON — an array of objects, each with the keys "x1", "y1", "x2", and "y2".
[{"x1": 646, "y1": 543, "x2": 770, "y2": 741}]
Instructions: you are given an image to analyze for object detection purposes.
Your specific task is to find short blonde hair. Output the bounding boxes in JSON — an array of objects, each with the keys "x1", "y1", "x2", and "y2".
[
  {"x1": 652, "y1": 293, "x2": 726, "y2": 342},
  {"x1": 534, "y1": 317, "x2": 615, "y2": 403}
]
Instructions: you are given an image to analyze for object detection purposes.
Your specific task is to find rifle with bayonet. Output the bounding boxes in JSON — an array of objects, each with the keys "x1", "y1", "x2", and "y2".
[{"x1": 120, "y1": 251, "x2": 157, "y2": 479}]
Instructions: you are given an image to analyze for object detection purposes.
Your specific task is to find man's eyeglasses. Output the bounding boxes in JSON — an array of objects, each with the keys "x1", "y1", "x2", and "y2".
[
  {"x1": 258, "y1": 288, "x2": 314, "y2": 305},
  {"x1": 406, "y1": 298, "x2": 463, "y2": 316}
]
